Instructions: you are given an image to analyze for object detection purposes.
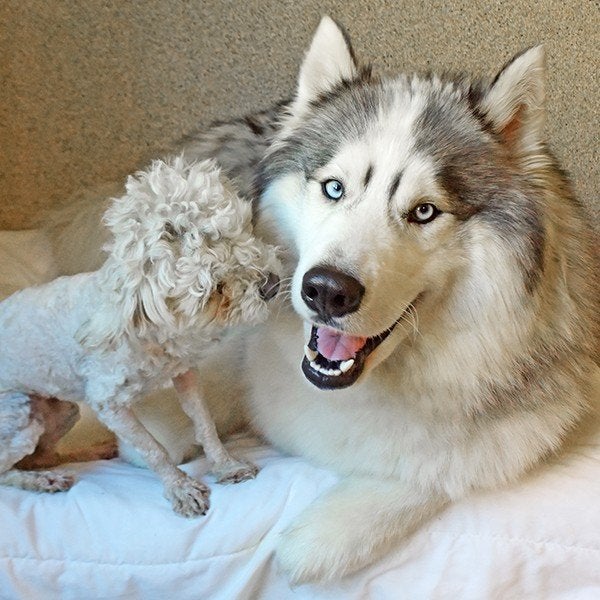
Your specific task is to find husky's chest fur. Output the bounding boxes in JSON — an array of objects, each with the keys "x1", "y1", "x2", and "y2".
[{"x1": 245, "y1": 294, "x2": 591, "y2": 500}]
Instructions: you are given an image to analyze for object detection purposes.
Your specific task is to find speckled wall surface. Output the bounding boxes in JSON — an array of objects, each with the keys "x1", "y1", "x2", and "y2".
[{"x1": 1, "y1": 0, "x2": 598, "y2": 229}]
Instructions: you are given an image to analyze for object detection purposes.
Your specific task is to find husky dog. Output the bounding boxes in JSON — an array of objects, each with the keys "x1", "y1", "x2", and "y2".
[{"x1": 52, "y1": 17, "x2": 599, "y2": 583}]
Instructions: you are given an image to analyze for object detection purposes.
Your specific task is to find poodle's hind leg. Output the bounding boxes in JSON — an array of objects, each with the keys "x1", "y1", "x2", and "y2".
[
  {"x1": 16, "y1": 396, "x2": 80, "y2": 469},
  {"x1": 20, "y1": 397, "x2": 118, "y2": 466},
  {"x1": 0, "y1": 392, "x2": 75, "y2": 492},
  {"x1": 173, "y1": 369, "x2": 258, "y2": 484}
]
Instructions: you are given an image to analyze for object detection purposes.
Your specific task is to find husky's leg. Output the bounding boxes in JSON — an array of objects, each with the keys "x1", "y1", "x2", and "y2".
[
  {"x1": 277, "y1": 476, "x2": 447, "y2": 584},
  {"x1": 94, "y1": 403, "x2": 210, "y2": 517},
  {"x1": 173, "y1": 369, "x2": 258, "y2": 483}
]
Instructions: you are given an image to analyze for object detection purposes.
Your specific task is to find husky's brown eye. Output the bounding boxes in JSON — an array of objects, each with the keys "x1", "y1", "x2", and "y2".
[{"x1": 407, "y1": 203, "x2": 440, "y2": 224}]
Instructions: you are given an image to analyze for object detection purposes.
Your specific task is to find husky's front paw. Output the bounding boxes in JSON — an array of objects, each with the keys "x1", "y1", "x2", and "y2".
[
  {"x1": 213, "y1": 457, "x2": 259, "y2": 484},
  {"x1": 277, "y1": 478, "x2": 445, "y2": 584},
  {"x1": 277, "y1": 514, "x2": 361, "y2": 584},
  {"x1": 167, "y1": 475, "x2": 210, "y2": 517}
]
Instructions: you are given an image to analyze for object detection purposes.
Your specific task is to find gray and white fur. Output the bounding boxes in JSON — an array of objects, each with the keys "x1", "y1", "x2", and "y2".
[{"x1": 49, "y1": 16, "x2": 599, "y2": 584}]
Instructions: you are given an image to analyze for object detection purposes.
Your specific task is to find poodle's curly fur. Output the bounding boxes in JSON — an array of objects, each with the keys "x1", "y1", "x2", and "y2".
[{"x1": 0, "y1": 156, "x2": 281, "y2": 516}]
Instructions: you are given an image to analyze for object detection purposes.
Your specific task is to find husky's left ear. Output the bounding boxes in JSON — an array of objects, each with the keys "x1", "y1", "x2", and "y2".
[
  {"x1": 479, "y1": 46, "x2": 546, "y2": 155},
  {"x1": 292, "y1": 16, "x2": 358, "y2": 115}
]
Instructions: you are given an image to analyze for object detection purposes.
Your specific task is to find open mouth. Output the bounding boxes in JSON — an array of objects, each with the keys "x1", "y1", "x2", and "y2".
[{"x1": 301, "y1": 321, "x2": 397, "y2": 390}]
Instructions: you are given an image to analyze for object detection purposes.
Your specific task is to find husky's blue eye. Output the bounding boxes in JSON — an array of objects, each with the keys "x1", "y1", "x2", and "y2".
[
  {"x1": 322, "y1": 179, "x2": 344, "y2": 201},
  {"x1": 408, "y1": 203, "x2": 440, "y2": 224}
]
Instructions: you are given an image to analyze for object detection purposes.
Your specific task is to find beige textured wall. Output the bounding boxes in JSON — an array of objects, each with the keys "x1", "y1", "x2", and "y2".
[{"x1": 1, "y1": 0, "x2": 598, "y2": 229}]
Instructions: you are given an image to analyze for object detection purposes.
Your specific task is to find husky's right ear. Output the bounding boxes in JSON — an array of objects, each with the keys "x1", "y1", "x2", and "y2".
[
  {"x1": 479, "y1": 46, "x2": 546, "y2": 156},
  {"x1": 292, "y1": 16, "x2": 358, "y2": 115}
]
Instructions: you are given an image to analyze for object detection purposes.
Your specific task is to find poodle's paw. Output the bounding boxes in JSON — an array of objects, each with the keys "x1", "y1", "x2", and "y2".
[
  {"x1": 213, "y1": 457, "x2": 259, "y2": 484},
  {"x1": 8, "y1": 469, "x2": 76, "y2": 493},
  {"x1": 35, "y1": 470, "x2": 76, "y2": 492},
  {"x1": 167, "y1": 475, "x2": 211, "y2": 517}
]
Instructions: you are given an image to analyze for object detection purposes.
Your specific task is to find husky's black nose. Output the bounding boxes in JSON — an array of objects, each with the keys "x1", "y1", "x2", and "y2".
[
  {"x1": 260, "y1": 272, "x2": 280, "y2": 301},
  {"x1": 301, "y1": 266, "x2": 365, "y2": 319}
]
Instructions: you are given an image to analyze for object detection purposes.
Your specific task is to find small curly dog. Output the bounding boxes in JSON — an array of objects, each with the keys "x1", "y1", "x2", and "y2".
[{"x1": 0, "y1": 156, "x2": 281, "y2": 517}]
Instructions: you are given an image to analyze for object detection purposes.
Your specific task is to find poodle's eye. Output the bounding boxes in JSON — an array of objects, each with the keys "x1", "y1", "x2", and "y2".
[
  {"x1": 321, "y1": 179, "x2": 344, "y2": 201},
  {"x1": 407, "y1": 203, "x2": 441, "y2": 225},
  {"x1": 215, "y1": 282, "x2": 225, "y2": 295}
]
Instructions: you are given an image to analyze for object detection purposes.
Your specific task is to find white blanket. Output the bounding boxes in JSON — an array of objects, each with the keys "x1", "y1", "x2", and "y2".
[{"x1": 1, "y1": 230, "x2": 599, "y2": 599}]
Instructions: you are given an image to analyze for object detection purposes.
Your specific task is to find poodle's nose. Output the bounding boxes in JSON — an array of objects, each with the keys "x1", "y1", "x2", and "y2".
[
  {"x1": 260, "y1": 272, "x2": 280, "y2": 301},
  {"x1": 301, "y1": 266, "x2": 365, "y2": 319}
]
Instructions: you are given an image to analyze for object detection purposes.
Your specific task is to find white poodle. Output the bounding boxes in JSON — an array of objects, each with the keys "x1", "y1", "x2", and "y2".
[{"x1": 0, "y1": 156, "x2": 281, "y2": 517}]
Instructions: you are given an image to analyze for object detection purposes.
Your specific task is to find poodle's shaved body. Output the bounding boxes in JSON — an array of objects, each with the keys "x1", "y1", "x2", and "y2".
[{"x1": 0, "y1": 157, "x2": 280, "y2": 516}]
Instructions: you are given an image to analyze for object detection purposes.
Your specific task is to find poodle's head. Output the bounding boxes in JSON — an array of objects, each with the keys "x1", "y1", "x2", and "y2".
[{"x1": 91, "y1": 156, "x2": 281, "y2": 345}]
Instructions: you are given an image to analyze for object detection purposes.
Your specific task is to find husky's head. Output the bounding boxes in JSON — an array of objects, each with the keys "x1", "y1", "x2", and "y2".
[{"x1": 259, "y1": 17, "x2": 550, "y2": 390}]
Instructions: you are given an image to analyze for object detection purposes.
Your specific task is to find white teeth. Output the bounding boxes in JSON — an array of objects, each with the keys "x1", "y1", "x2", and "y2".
[
  {"x1": 309, "y1": 361, "x2": 342, "y2": 377},
  {"x1": 305, "y1": 345, "x2": 355, "y2": 378},
  {"x1": 340, "y1": 359, "x2": 355, "y2": 374},
  {"x1": 305, "y1": 345, "x2": 318, "y2": 362}
]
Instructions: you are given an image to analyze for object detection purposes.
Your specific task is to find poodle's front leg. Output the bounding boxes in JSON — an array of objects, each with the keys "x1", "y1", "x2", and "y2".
[
  {"x1": 277, "y1": 476, "x2": 448, "y2": 584},
  {"x1": 173, "y1": 369, "x2": 258, "y2": 483},
  {"x1": 94, "y1": 403, "x2": 210, "y2": 516}
]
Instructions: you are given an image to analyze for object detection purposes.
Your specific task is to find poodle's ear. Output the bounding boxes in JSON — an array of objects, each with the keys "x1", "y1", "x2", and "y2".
[
  {"x1": 131, "y1": 278, "x2": 177, "y2": 332},
  {"x1": 75, "y1": 264, "x2": 177, "y2": 350},
  {"x1": 479, "y1": 46, "x2": 546, "y2": 155},
  {"x1": 291, "y1": 16, "x2": 358, "y2": 116}
]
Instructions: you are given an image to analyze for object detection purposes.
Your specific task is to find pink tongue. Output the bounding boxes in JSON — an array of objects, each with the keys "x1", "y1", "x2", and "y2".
[{"x1": 316, "y1": 327, "x2": 367, "y2": 361}]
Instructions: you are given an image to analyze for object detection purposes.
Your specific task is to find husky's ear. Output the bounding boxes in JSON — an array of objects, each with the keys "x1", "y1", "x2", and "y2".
[
  {"x1": 480, "y1": 46, "x2": 546, "y2": 154},
  {"x1": 292, "y1": 16, "x2": 358, "y2": 115}
]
